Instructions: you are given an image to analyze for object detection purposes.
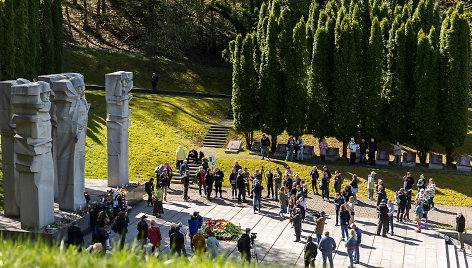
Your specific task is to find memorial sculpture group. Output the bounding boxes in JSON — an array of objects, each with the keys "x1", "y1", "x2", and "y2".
[{"x1": 0, "y1": 71, "x2": 133, "y2": 229}]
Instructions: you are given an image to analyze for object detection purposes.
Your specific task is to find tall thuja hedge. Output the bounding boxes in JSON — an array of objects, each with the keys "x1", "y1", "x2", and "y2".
[
  {"x1": 52, "y1": 0, "x2": 63, "y2": 72},
  {"x1": 15, "y1": 0, "x2": 28, "y2": 77},
  {"x1": 40, "y1": 0, "x2": 54, "y2": 75},
  {"x1": 28, "y1": 0, "x2": 41, "y2": 78},
  {"x1": 1, "y1": 0, "x2": 15, "y2": 80}
]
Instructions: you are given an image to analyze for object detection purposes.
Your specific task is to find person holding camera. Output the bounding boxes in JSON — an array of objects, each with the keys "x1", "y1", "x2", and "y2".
[{"x1": 238, "y1": 228, "x2": 252, "y2": 263}]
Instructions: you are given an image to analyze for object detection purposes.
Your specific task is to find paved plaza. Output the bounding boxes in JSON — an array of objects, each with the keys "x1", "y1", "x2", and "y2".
[{"x1": 82, "y1": 179, "x2": 472, "y2": 267}]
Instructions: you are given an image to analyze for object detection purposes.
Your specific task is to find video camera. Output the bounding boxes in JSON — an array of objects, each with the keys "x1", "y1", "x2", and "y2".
[
  {"x1": 313, "y1": 210, "x2": 325, "y2": 218},
  {"x1": 250, "y1": 232, "x2": 257, "y2": 244}
]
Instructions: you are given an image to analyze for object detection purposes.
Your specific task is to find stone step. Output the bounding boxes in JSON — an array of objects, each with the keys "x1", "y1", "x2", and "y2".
[
  {"x1": 203, "y1": 141, "x2": 226, "y2": 145},
  {"x1": 204, "y1": 136, "x2": 227, "y2": 141},
  {"x1": 202, "y1": 144, "x2": 224, "y2": 148},
  {"x1": 210, "y1": 125, "x2": 231, "y2": 129},
  {"x1": 207, "y1": 130, "x2": 229, "y2": 135}
]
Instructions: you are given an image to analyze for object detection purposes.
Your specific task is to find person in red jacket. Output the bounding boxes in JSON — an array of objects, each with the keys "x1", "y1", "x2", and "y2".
[{"x1": 147, "y1": 220, "x2": 162, "y2": 254}]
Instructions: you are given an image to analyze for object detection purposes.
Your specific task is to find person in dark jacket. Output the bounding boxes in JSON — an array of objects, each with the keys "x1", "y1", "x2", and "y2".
[
  {"x1": 377, "y1": 199, "x2": 389, "y2": 237},
  {"x1": 261, "y1": 133, "x2": 271, "y2": 160},
  {"x1": 321, "y1": 172, "x2": 330, "y2": 200},
  {"x1": 137, "y1": 215, "x2": 149, "y2": 249},
  {"x1": 237, "y1": 170, "x2": 246, "y2": 202},
  {"x1": 151, "y1": 72, "x2": 158, "y2": 93},
  {"x1": 334, "y1": 193, "x2": 345, "y2": 226},
  {"x1": 351, "y1": 224, "x2": 362, "y2": 264},
  {"x1": 213, "y1": 168, "x2": 224, "y2": 198},
  {"x1": 67, "y1": 222, "x2": 84, "y2": 248},
  {"x1": 350, "y1": 174, "x2": 359, "y2": 202},
  {"x1": 319, "y1": 231, "x2": 336, "y2": 267},
  {"x1": 188, "y1": 212, "x2": 203, "y2": 249},
  {"x1": 284, "y1": 174, "x2": 294, "y2": 192},
  {"x1": 114, "y1": 211, "x2": 129, "y2": 249},
  {"x1": 304, "y1": 236, "x2": 318, "y2": 268},
  {"x1": 310, "y1": 166, "x2": 319, "y2": 195},
  {"x1": 340, "y1": 205, "x2": 351, "y2": 240},
  {"x1": 160, "y1": 169, "x2": 170, "y2": 202},
  {"x1": 377, "y1": 185, "x2": 387, "y2": 207},
  {"x1": 342, "y1": 185, "x2": 354, "y2": 203},
  {"x1": 95, "y1": 226, "x2": 109, "y2": 254},
  {"x1": 359, "y1": 138, "x2": 368, "y2": 164},
  {"x1": 170, "y1": 225, "x2": 187, "y2": 256},
  {"x1": 333, "y1": 171, "x2": 343, "y2": 193},
  {"x1": 266, "y1": 168, "x2": 274, "y2": 198},
  {"x1": 369, "y1": 138, "x2": 377, "y2": 165},
  {"x1": 292, "y1": 208, "x2": 303, "y2": 242},
  {"x1": 252, "y1": 180, "x2": 264, "y2": 213},
  {"x1": 205, "y1": 169, "x2": 214, "y2": 201},
  {"x1": 183, "y1": 170, "x2": 190, "y2": 200},
  {"x1": 403, "y1": 172, "x2": 415, "y2": 191},
  {"x1": 238, "y1": 228, "x2": 252, "y2": 263},
  {"x1": 396, "y1": 188, "x2": 407, "y2": 222},
  {"x1": 145, "y1": 178, "x2": 154, "y2": 206},
  {"x1": 229, "y1": 168, "x2": 237, "y2": 199},
  {"x1": 456, "y1": 212, "x2": 466, "y2": 251},
  {"x1": 417, "y1": 174, "x2": 426, "y2": 191}
]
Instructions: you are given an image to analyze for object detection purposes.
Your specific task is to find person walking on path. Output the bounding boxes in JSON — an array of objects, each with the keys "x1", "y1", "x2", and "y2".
[
  {"x1": 414, "y1": 199, "x2": 424, "y2": 233},
  {"x1": 188, "y1": 212, "x2": 203, "y2": 249},
  {"x1": 456, "y1": 212, "x2": 466, "y2": 251},
  {"x1": 386, "y1": 199, "x2": 395, "y2": 235},
  {"x1": 347, "y1": 196, "x2": 356, "y2": 226},
  {"x1": 334, "y1": 193, "x2": 345, "y2": 226},
  {"x1": 369, "y1": 138, "x2": 377, "y2": 166},
  {"x1": 192, "y1": 229, "x2": 207, "y2": 256},
  {"x1": 213, "y1": 167, "x2": 224, "y2": 198},
  {"x1": 297, "y1": 136, "x2": 305, "y2": 161},
  {"x1": 266, "y1": 168, "x2": 274, "y2": 199},
  {"x1": 292, "y1": 207, "x2": 303, "y2": 242},
  {"x1": 351, "y1": 224, "x2": 362, "y2": 264},
  {"x1": 206, "y1": 232, "x2": 220, "y2": 259},
  {"x1": 310, "y1": 166, "x2": 319, "y2": 195},
  {"x1": 147, "y1": 220, "x2": 161, "y2": 255},
  {"x1": 345, "y1": 229, "x2": 357, "y2": 268},
  {"x1": 183, "y1": 170, "x2": 190, "y2": 201},
  {"x1": 261, "y1": 134, "x2": 271, "y2": 160},
  {"x1": 359, "y1": 138, "x2": 367, "y2": 164},
  {"x1": 348, "y1": 138, "x2": 358, "y2": 165},
  {"x1": 350, "y1": 174, "x2": 359, "y2": 202},
  {"x1": 340, "y1": 204, "x2": 351, "y2": 241},
  {"x1": 417, "y1": 174, "x2": 426, "y2": 191},
  {"x1": 319, "y1": 138, "x2": 328, "y2": 163},
  {"x1": 304, "y1": 236, "x2": 318, "y2": 268},
  {"x1": 377, "y1": 199, "x2": 389, "y2": 237},
  {"x1": 237, "y1": 169, "x2": 247, "y2": 203},
  {"x1": 279, "y1": 186, "x2": 288, "y2": 218},
  {"x1": 151, "y1": 72, "x2": 158, "y2": 93},
  {"x1": 319, "y1": 231, "x2": 336, "y2": 268},
  {"x1": 137, "y1": 215, "x2": 149, "y2": 249},
  {"x1": 286, "y1": 136, "x2": 296, "y2": 161},
  {"x1": 252, "y1": 180, "x2": 264, "y2": 213},
  {"x1": 176, "y1": 145, "x2": 186, "y2": 170},
  {"x1": 425, "y1": 178, "x2": 436, "y2": 210},
  {"x1": 153, "y1": 184, "x2": 164, "y2": 217},
  {"x1": 393, "y1": 141, "x2": 402, "y2": 165},
  {"x1": 230, "y1": 168, "x2": 237, "y2": 199},
  {"x1": 274, "y1": 167, "x2": 283, "y2": 200},
  {"x1": 145, "y1": 178, "x2": 154, "y2": 207},
  {"x1": 396, "y1": 188, "x2": 407, "y2": 222},
  {"x1": 196, "y1": 166, "x2": 206, "y2": 196},
  {"x1": 367, "y1": 171, "x2": 376, "y2": 200},
  {"x1": 315, "y1": 211, "x2": 326, "y2": 244},
  {"x1": 114, "y1": 211, "x2": 129, "y2": 249}
]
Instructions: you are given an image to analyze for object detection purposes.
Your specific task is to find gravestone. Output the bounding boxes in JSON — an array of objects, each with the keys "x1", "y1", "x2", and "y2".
[
  {"x1": 106, "y1": 71, "x2": 133, "y2": 187},
  {"x1": 249, "y1": 142, "x2": 261, "y2": 155},
  {"x1": 303, "y1": 145, "x2": 315, "y2": 158},
  {"x1": 402, "y1": 152, "x2": 416, "y2": 167},
  {"x1": 274, "y1": 144, "x2": 288, "y2": 156},
  {"x1": 354, "y1": 150, "x2": 361, "y2": 163},
  {"x1": 325, "y1": 147, "x2": 339, "y2": 162},
  {"x1": 0, "y1": 79, "x2": 29, "y2": 217},
  {"x1": 376, "y1": 150, "x2": 390, "y2": 166},
  {"x1": 11, "y1": 82, "x2": 54, "y2": 228},
  {"x1": 429, "y1": 154, "x2": 443, "y2": 170},
  {"x1": 225, "y1": 140, "x2": 242, "y2": 154},
  {"x1": 456, "y1": 156, "x2": 471, "y2": 172}
]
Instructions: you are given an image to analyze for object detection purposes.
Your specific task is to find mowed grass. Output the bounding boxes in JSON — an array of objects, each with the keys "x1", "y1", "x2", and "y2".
[
  {"x1": 212, "y1": 157, "x2": 472, "y2": 207},
  {"x1": 85, "y1": 91, "x2": 230, "y2": 181},
  {"x1": 63, "y1": 46, "x2": 232, "y2": 94}
]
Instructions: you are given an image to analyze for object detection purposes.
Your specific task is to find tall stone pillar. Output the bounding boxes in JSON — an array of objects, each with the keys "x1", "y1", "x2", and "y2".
[
  {"x1": 0, "y1": 79, "x2": 29, "y2": 217},
  {"x1": 11, "y1": 82, "x2": 54, "y2": 229},
  {"x1": 105, "y1": 71, "x2": 133, "y2": 187}
]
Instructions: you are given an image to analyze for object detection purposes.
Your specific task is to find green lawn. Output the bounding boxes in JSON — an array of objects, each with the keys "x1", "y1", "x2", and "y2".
[{"x1": 63, "y1": 46, "x2": 232, "y2": 94}]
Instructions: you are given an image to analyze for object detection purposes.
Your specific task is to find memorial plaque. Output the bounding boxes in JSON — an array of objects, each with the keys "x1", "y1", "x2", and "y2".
[
  {"x1": 429, "y1": 154, "x2": 443, "y2": 170},
  {"x1": 402, "y1": 152, "x2": 416, "y2": 167},
  {"x1": 325, "y1": 147, "x2": 339, "y2": 161},
  {"x1": 225, "y1": 140, "x2": 242, "y2": 154},
  {"x1": 376, "y1": 150, "x2": 390, "y2": 165},
  {"x1": 456, "y1": 156, "x2": 471, "y2": 172}
]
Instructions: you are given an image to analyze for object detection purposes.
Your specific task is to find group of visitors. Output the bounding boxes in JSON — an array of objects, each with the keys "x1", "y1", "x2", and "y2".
[{"x1": 348, "y1": 137, "x2": 377, "y2": 165}]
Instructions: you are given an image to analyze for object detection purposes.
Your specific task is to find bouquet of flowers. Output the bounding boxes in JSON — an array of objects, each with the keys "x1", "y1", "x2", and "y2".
[{"x1": 202, "y1": 219, "x2": 244, "y2": 240}]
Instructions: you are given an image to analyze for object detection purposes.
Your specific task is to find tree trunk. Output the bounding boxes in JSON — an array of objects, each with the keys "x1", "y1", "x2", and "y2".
[
  {"x1": 66, "y1": 5, "x2": 73, "y2": 38},
  {"x1": 446, "y1": 147, "x2": 453, "y2": 165},
  {"x1": 95, "y1": 0, "x2": 100, "y2": 29},
  {"x1": 342, "y1": 140, "x2": 348, "y2": 158},
  {"x1": 83, "y1": 0, "x2": 88, "y2": 27},
  {"x1": 101, "y1": 0, "x2": 106, "y2": 16},
  {"x1": 244, "y1": 131, "x2": 253, "y2": 150},
  {"x1": 270, "y1": 135, "x2": 277, "y2": 153},
  {"x1": 417, "y1": 149, "x2": 427, "y2": 165}
]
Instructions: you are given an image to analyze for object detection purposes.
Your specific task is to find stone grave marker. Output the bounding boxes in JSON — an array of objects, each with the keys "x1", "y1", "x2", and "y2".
[
  {"x1": 325, "y1": 147, "x2": 339, "y2": 161},
  {"x1": 274, "y1": 144, "x2": 288, "y2": 156},
  {"x1": 402, "y1": 152, "x2": 416, "y2": 167},
  {"x1": 249, "y1": 141, "x2": 261, "y2": 155},
  {"x1": 303, "y1": 145, "x2": 315, "y2": 158},
  {"x1": 225, "y1": 140, "x2": 242, "y2": 154},
  {"x1": 429, "y1": 154, "x2": 443, "y2": 170},
  {"x1": 376, "y1": 150, "x2": 390, "y2": 165},
  {"x1": 456, "y1": 156, "x2": 471, "y2": 172}
]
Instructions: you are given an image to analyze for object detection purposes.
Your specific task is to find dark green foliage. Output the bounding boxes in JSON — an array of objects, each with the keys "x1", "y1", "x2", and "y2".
[
  {"x1": 52, "y1": 0, "x2": 63, "y2": 72},
  {"x1": 15, "y1": 0, "x2": 28, "y2": 77},
  {"x1": 412, "y1": 0, "x2": 434, "y2": 34},
  {"x1": 0, "y1": 2, "x2": 4, "y2": 80},
  {"x1": 1, "y1": 0, "x2": 15, "y2": 79},
  {"x1": 40, "y1": 0, "x2": 55, "y2": 74},
  {"x1": 306, "y1": 1, "x2": 320, "y2": 59},
  {"x1": 27, "y1": 0, "x2": 41, "y2": 78}
]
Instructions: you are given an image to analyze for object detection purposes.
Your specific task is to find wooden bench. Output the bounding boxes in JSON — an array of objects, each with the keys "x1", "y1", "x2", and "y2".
[
  {"x1": 376, "y1": 150, "x2": 390, "y2": 166},
  {"x1": 456, "y1": 156, "x2": 471, "y2": 172},
  {"x1": 429, "y1": 154, "x2": 443, "y2": 170},
  {"x1": 402, "y1": 152, "x2": 416, "y2": 167}
]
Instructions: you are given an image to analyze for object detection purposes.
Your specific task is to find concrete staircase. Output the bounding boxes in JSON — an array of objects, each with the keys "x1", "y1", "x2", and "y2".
[
  {"x1": 171, "y1": 159, "x2": 200, "y2": 184},
  {"x1": 226, "y1": 109, "x2": 234, "y2": 120},
  {"x1": 202, "y1": 125, "x2": 231, "y2": 148}
]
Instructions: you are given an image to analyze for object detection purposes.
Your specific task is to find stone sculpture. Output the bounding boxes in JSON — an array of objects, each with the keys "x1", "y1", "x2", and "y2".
[
  {"x1": 105, "y1": 71, "x2": 133, "y2": 187},
  {"x1": 0, "y1": 78, "x2": 30, "y2": 217},
  {"x1": 11, "y1": 81, "x2": 54, "y2": 228}
]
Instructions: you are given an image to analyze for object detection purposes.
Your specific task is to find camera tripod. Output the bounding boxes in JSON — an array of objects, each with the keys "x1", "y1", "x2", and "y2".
[{"x1": 251, "y1": 241, "x2": 259, "y2": 264}]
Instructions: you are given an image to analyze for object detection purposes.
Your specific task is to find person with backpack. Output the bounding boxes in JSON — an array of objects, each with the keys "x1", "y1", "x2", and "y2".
[
  {"x1": 145, "y1": 178, "x2": 154, "y2": 207},
  {"x1": 147, "y1": 220, "x2": 161, "y2": 254},
  {"x1": 238, "y1": 228, "x2": 252, "y2": 263},
  {"x1": 396, "y1": 188, "x2": 407, "y2": 222},
  {"x1": 113, "y1": 211, "x2": 129, "y2": 249},
  {"x1": 137, "y1": 215, "x2": 149, "y2": 249},
  {"x1": 188, "y1": 212, "x2": 203, "y2": 249},
  {"x1": 304, "y1": 236, "x2": 318, "y2": 267}
]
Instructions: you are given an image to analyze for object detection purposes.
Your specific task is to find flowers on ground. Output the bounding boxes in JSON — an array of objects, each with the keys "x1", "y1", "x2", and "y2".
[{"x1": 202, "y1": 219, "x2": 243, "y2": 240}]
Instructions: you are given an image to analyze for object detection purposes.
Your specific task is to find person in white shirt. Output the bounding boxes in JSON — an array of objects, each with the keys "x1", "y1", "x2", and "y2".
[
  {"x1": 348, "y1": 138, "x2": 358, "y2": 165},
  {"x1": 367, "y1": 171, "x2": 376, "y2": 200}
]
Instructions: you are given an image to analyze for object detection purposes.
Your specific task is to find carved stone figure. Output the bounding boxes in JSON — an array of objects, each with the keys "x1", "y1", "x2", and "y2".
[
  {"x1": 0, "y1": 78, "x2": 29, "y2": 217},
  {"x1": 11, "y1": 81, "x2": 54, "y2": 228},
  {"x1": 105, "y1": 71, "x2": 133, "y2": 186}
]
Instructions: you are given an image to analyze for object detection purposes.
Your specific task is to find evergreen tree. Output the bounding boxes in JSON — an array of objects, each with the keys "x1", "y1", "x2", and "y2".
[
  {"x1": 28, "y1": 0, "x2": 41, "y2": 78},
  {"x1": 255, "y1": 2, "x2": 268, "y2": 76},
  {"x1": 52, "y1": 0, "x2": 63, "y2": 72},
  {"x1": 306, "y1": 1, "x2": 319, "y2": 60},
  {"x1": 40, "y1": 0, "x2": 54, "y2": 74},
  {"x1": 438, "y1": 8, "x2": 471, "y2": 164},
  {"x1": 0, "y1": 2, "x2": 4, "y2": 80},
  {"x1": 1, "y1": 0, "x2": 15, "y2": 79},
  {"x1": 413, "y1": 28, "x2": 438, "y2": 164},
  {"x1": 15, "y1": 0, "x2": 28, "y2": 77}
]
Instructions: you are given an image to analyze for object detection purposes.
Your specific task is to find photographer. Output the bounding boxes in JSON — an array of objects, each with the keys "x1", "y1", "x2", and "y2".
[{"x1": 237, "y1": 228, "x2": 252, "y2": 263}]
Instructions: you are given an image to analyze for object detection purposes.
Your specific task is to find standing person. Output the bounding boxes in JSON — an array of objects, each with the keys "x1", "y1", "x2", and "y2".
[
  {"x1": 233, "y1": 161, "x2": 242, "y2": 172},
  {"x1": 286, "y1": 136, "x2": 296, "y2": 161},
  {"x1": 369, "y1": 138, "x2": 377, "y2": 165},
  {"x1": 261, "y1": 134, "x2": 271, "y2": 160},
  {"x1": 205, "y1": 169, "x2": 214, "y2": 201},
  {"x1": 386, "y1": 199, "x2": 395, "y2": 235},
  {"x1": 321, "y1": 172, "x2": 330, "y2": 201},
  {"x1": 153, "y1": 184, "x2": 164, "y2": 217},
  {"x1": 347, "y1": 196, "x2": 356, "y2": 226},
  {"x1": 237, "y1": 169, "x2": 247, "y2": 202},
  {"x1": 170, "y1": 225, "x2": 187, "y2": 257},
  {"x1": 183, "y1": 170, "x2": 190, "y2": 201},
  {"x1": 176, "y1": 145, "x2": 186, "y2": 170},
  {"x1": 403, "y1": 172, "x2": 415, "y2": 191},
  {"x1": 274, "y1": 167, "x2": 283, "y2": 200},
  {"x1": 114, "y1": 211, "x2": 129, "y2": 249},
  {"x1": 333, "y1": 171, "x2": 343, "y2": 194},
  {"x1": 213, "y1": 168, "x2": 224, "y2": 198},
  {"x1": 376, "y1": 186, "x2": 386, "y2": 207},
  {"x1": 342, "y1": 185, "x2": 354, "y2": 203},
  {"x1": 292, "y1": 208, "x2": 303, "y2": 242},
  {"x1": 348, "y1": 137, "x2": 358, "y2": 165},
  {"x1": 188, "y1": 212, "x2": 203, "y2": 249},
  {"x1": 417, "y1": 174, "x2": 426, "y2": 191},
  {"x1": 147, "y1": 220, "x2": 162, "y2": 254},
  {"x1": 359, "y1": 138, "x2": 368, "y2": 164},
  {"x1": 145, "y1": 178, "x2": 154, "y2": 207},
  {"x1": 414, "y1": 199, "x2": 424, "y2": 233},
  {"x1": 377, "y1": 199, "x2": 389, "y2": 237},
  {"x1": 164, "y1": 162, "x2": 173, "y2": 189},
  {"x1": 396, "y1": 188, "x2": 407, "y2": 222},
  {"x1": 310, "y1": 166, "x2": 319, "y2": 195},
  {"x1": 404, "y1": 190, "x2": 413, "y2": 222},
  {"x1": 196, "y1": 166, "x2": 206, "y2": 196},
  {"x1": 284, "y1": 174, "x2": 294, "y2": 192},
  {"x1": 323, "y1": 166, "x2": 332, "y2": 180},
  {"x1": 334, "y1": 193, "x2": 345, "y2": 226},
  {"x1": 285, "y1": 165, "x2": 294, "y2": 179},
  {"x1": 319, "y1": 231, "x2": 336, "y2": 268},
  {"x1": 192, "y1": 229, "x2": 207, "y2": 256},
  {"x1": 393, "y1": 141, "x2": 402, "y2": 165},
  {"x1": 340, "y1": 205, "x2": 351, "y2": 241},
  {"x1": 297, "y1": 136, "x2": 305, "y2": 161},
  {"x1": 367, "y1": 171, "x2": 376, "y2": 201},
  {"x1": 351, "y1": 224, "x2": 362, "y2": 264},
  {"x1": 151, "y1": 72, "x2": 158, "y2": 93},
  {"x1": 456, "y1": 212, "x2": 466, "y2": 251},
  {"x1": 180, "y1": 160, "x2": 190, "y2": 175},
  {"x1": 319, "y1": 138, "x2": 329, "y2": 163},
  {"x1": 229, "y1": 168, "x2": 237, "y2": 199},
  {"x1": 279, "y1": 186, "x2": 288, "y2": 218},
  {"x1": 350, "y1": 174, "x2": 359, "y2": 203},
  {"x1": 206, "y1": 232, "x2": 220, "y2": 259},
  {"x1": 238, "y1": 228, "x2": 252, "y2": 263},
  {"x1": 425, "y1": 178, "x2": 436, "y2": 210},
  {"x1": 315, "y1": 211, "x2": 326, "y2": 244},
  {"x1": 137, "y1": 215, "x2": 149, "y2": 249},
  {"x1": 266, "y1": 168, "x2": 274, "y2": 199},
  {"x1": 304, "y1": 236, "x2": 318, "y2": 268},
  {"x1": 67, "y1": 222, "x2": 85, "y2": 248},
  {"x1": 345, "y1": 229, "x2": 357, "y2": 268},
  {"x1": 242, "y1": 168, "x2": 251, "y2": 196},
  {"x1": 160, "y1": 169, "x2": 170, "y2": 202},
  {"x1": 251, "y1": 180, "x2": 264, "y2": 213}
]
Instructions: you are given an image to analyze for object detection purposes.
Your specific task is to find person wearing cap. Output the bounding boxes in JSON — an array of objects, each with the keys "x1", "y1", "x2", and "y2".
[
  {"x1": 261, "y1": 134, "x2": 271, "y2": 160},
  {"x1": 188, "y1": 212, "x2": 203, "y2": 249},
  {"x1": 292, "y1": 207, "x2": 303, "y2": 242},
  {"x1": 266, "y1": 168, "x2": 274, "y2": 199},
  {"x1": 137, "y1": 215, "x2": 149, "y2": 249},
  {"x1": 367, "y1": 171, "x2": 376, "y2": 201},
  {"x1": 351, "y1": 223, "x2": 362, "y2": 264},
  {"x1": 456, "y1": 212, "x2": 466, "y2": 251},
  {"x1": 274, "y1": 167, "x2": 283, "y2": 200},
  {"x1": 251, "y1": 179, "x2": 264, "y2": 213},
  {"x1": 315, "y1": 211, "x2": 326, "y2": 244},
  {"x1": 176, "y1": 145, "x2": 186, "y2": 170}
]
